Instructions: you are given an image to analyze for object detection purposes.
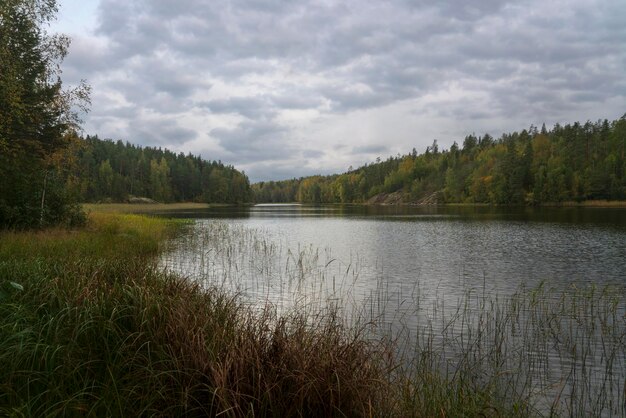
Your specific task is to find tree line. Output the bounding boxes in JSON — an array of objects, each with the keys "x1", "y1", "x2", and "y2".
[
  {"x1": 60, "y1": 134, "x2": 252, "y2": 204},
  {"x1": 253, "y1": 116, "x2": 626, "y2": 205}
]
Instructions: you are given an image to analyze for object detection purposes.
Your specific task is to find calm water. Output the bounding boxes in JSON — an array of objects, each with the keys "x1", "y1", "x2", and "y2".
[
  {"x1": 160, "y1": 204, "x2": 626, "y2": 316},
  {"x1": 161, "y1": 204, "x2": 626, "y2": 294},
  {"x1": 160, "y1": 204, "x2": 626, "y2": 416}
]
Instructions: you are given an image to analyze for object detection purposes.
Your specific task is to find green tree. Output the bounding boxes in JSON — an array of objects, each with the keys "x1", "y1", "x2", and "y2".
[
  {"x1": 229, "y1": 171, "x2": 250, "y2": 204},
  {"x1": 150, "y1": 157, "x2": 172, "y2": 202},
  {"x1": 297, "y1": 177, "x2": 322, "y2": 204},
  {"x1": 249, "y1": 116, "x2": 625, "y2": 206},
  {"x1": 98, "y1": 160, "x2": 114, "y2": 198},
  {"x1": 0, "y1": 0, "x2": 89, "y2": 227}
]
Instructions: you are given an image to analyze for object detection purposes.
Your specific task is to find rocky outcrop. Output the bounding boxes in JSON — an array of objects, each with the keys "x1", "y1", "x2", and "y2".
[
  {"x1": 413, "y1": 191, "x2": 441, "y2": 205},
  {"x1": 366, "y1": 190, "x2": 442, "y2": 205},
  {"x1": 366, "y1": 191, "x2": 405, "y2": 205},
  {"x1": 127, "y1": 196, "x2": 159, "y2": 204}
]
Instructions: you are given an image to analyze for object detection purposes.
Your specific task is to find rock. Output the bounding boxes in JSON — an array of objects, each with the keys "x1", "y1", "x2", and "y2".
[
  {"x1": 366, "y1": 191, "x2": 405, "y2": 205},
  {"x1": 413, "y1": 191, "x2": 441, "y2": 205},
  {"x1": 127, "y1": 196, "x2": 158, "y2": 204},
  {"x1": 366, "y1": 190, "x2": 442, "y2": 205}
]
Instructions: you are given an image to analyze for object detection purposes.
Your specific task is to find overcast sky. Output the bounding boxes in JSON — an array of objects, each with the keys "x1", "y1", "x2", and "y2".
[{"x1": 51, "y1": 0, "x2": 626, "y2": 182}]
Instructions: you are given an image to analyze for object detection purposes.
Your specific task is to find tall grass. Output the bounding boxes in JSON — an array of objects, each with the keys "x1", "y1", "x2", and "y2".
[
  {"x1": 0, "y1": 214, "x2": 391, "y2": 416},
  {"x1": 163, "y1": 220, "x2": 626, "y2": 417},
  {"x1": 391, "y1": 283, "x2": 625, "y2": 417}
]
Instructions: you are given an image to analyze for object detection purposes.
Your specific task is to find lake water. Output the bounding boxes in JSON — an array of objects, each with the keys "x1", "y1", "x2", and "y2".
[
  {"x1": 160, "y1": 204, "x2": 625, "y2": 294},
  {"x1": 160, "y1": 204, "x2": 626, "y2": 416}
]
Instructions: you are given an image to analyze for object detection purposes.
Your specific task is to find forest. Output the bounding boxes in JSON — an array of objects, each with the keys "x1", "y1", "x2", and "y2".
[
  {"x1": 58, "y1": 134, "x2": 251, "y2": 204},
  {"x1": 253, "y1": 116, "x2": 626, "y2": 205}
]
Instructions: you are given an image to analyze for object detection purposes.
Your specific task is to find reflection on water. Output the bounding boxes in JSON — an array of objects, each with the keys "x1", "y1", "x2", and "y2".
[
  {"x1": 162, "y1": 204, "x2": 626, "y2": 293},
  {"x1": 154, "y1": 203, "x2": 626, "y2": 225},
  {"x1": 160, "y1": 204, "x2": 626, "y2": 416}
]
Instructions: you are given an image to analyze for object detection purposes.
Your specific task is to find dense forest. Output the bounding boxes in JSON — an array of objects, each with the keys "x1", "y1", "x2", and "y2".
[
  {"x1": 58, "y1": 135, "x2": 252, "y2": 204},
  {"x1": 253, "y1": 116, "x2": 626, "y2": 205}
]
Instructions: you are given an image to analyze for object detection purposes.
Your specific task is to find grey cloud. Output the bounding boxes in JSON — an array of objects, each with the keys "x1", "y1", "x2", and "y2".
[
  {"x1": 85, "y1": 113, "x2": 197, "y2": 147},
  {"x1": 443, "y1": 0, "x2": 507, "y2": 21},
  {"x1": 129, "y1": 120, "x2": 198, "y2": 146},
  {"x1": 62, "y1": 37, "x2": 112, "y2": 81},
  {"x1": 99, "y1": 104, "x2": 140, "y2": 119},
  {"x1": 325, "y1": 87, "x2": 394, "y2": 112},
  {"x1": 61, "y1": 0, "x2": 626, "y2": 181},
  {"x1": 198, "y1": 91, "x2": 325, "y2": 121},
  {"x1": 401, "y1": 0, "x2": 509, "y2": 21},
  {"x1": 352, "y1": 145, "x2": 388, "y2": 155},
  {"x1": 210, "y1": 120, "x2": 295, "y2": 164},
  {"x1": 271, "y1": 95, "x2": 325, "y2": 110},
  {"x1": 152, "y1": 76, "x2": 198, "y2": 99},
  {"x1": 199, "y1": 97, "x2": 275, "y2": 119},
  {"x1": 568, "y1": 91, "x2": 610, "y2": 103},
  {"x1": 302, "y1": 149, "x2": 324, "y2": 159},
  {"x1": 96, "y1": 1, "x2": 134, "y2": 36}
]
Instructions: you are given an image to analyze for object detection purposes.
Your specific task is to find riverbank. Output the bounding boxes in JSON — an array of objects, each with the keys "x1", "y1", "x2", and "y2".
[
  {"x1": 82, "y1": 202, "x2": 234, "y2": 213},
  {"x1": 552, "y1": 199, "x2": 626, "y2": 207}
]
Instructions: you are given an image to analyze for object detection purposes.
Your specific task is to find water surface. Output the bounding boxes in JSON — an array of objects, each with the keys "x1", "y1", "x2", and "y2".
[
  {"x1": 161, "y1": 204, "x2": 626, "y2": 296},
  {"x1": 159, "y1": 204, "x2": 626, "y2": 416}
]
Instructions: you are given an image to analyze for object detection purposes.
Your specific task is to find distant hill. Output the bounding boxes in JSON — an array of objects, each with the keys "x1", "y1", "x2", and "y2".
[
  {"x1": 59, "y1": 135, "x2": 251, "y2": 204},
  {"x1": 252, "y1": 115, "x2": 626, "y2": 205}
]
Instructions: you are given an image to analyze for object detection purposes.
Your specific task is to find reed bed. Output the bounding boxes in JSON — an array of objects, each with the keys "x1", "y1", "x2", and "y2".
[
  {"x1": 163, "y1": 220, "x2": 626, "y2": 417},
  {"x1": 0, "y1": 214, "x2": 392, "y2": 416}
]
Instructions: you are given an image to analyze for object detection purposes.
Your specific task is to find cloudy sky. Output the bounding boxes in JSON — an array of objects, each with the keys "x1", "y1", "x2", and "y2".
[{"x1": 51, "y1": 0, "x2": 626, "y2": 182}]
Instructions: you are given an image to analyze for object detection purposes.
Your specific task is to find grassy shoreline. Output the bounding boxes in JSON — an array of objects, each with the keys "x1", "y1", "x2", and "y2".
[
  {"x1": 0, "y1": 213, "x2": 394, "y2": 416},
  {"x1": 2, "y1": 212, "x2": 624, "y2": 416},
  {"x1": 82, "y1": 202, "x2": 233, "y2": 213}
]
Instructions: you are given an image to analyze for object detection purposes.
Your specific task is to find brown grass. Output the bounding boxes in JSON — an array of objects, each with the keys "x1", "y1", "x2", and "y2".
[
  {"x1": 82, "y1": 202, "x2": 230, "y2": 213},
  {"x1": 0, "y1": 212, "x2": 393, "y2": 417}
]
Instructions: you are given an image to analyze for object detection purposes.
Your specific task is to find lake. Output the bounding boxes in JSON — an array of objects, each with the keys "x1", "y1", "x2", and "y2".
[{"x1": 160, "y1": 204, "x2": 626, "y2": 416}]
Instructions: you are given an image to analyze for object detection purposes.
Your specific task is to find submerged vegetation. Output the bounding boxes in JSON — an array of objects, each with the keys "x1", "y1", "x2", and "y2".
[{"x1": 3, "y1": 212, "x2": 621, "y2": 416}]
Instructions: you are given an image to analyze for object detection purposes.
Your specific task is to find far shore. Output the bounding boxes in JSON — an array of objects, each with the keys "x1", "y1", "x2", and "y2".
[
  {"x1": 547, "y1": 200, "x2": 626, "y2": 207},
  {"x1": 434, "y1": 200, "x2": 626, "y2": 208},
  {"x1": 82, "y1": 202, "x2": 233, "y2": 213},
  {"x1": 83, "y1": 199, "x2": 626, "y2": 214}
]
